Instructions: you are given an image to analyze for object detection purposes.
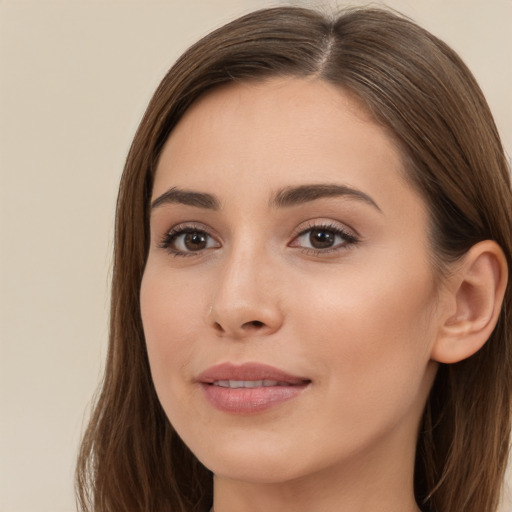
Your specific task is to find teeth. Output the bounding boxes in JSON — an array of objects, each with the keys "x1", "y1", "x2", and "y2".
[
  {"x1": 244, "y1": 380, "x2": 262, "y2": 388},
  {"x1": 213, "y1": 379, "x2": 282, "y2": 388}
]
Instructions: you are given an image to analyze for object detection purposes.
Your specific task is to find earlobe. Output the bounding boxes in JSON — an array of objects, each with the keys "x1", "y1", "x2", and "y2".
[{"x1": 431, "y1": 240, "x2": 508, "y2": 364}]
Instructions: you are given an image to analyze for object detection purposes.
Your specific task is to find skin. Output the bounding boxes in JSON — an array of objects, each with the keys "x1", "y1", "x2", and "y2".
[{"x1": 140, "y1": 78, "x2": 448, "y2": 512}]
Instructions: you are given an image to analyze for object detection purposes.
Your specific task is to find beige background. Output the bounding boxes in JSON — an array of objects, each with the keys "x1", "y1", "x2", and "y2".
[{"x1": 1, "y1": 1, "x2": 510, "y2": 511}]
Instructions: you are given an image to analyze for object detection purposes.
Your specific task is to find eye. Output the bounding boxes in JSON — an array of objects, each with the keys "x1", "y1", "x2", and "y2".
[
  {"x1": 290, "y1": 223, "x2": 358, "y2": 253},
  {"x1": 159, "y1": 225, "x2": 220, "y2": 256}
]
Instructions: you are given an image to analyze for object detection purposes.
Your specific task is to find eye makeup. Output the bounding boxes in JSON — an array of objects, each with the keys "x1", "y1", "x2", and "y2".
[{"x1": 157, "y1": 219, "x2": 360, "y2": 259}]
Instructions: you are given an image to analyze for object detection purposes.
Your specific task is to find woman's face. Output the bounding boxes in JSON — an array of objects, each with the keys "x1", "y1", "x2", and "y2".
[{"x1": 141, "y1": 78, "x2": 441, "y2": 485}]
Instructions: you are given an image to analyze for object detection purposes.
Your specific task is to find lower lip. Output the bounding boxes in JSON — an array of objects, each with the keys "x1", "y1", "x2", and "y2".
[{"x1": 201, "y1": 383, "x2": 308, "y2": 414}]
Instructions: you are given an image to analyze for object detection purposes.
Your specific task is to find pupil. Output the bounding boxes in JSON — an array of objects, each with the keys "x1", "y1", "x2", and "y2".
[
  {"x1": 184, "y1": 232, "x2": 207, "y2": 250},
  {"x1": 310, "y1": 229, "x2": 335, "y2": 249}
]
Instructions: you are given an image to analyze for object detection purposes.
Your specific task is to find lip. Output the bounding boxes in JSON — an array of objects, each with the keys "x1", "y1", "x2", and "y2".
[
  {"x1": 196, "y1": 362, "x2": 309, "y2": 384},
  {"x1": 196, "y1": 362, "x2": 311, "y2": 414}
]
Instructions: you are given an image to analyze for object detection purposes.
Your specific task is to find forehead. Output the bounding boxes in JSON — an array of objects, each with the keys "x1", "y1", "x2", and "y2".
[
  {"x1": 162, "y1": 78, "x2": 378, "y2": 154},
  {"x1": 153, "y1": 77, "x2": 422, "y2": 218}
]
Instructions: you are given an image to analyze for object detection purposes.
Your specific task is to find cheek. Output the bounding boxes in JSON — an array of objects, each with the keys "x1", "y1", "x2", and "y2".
[
  {"x1": 141, "y1": 261, "x2": 208, "y2": 340},
  {"x1": 291, "y1": 257, "x2": 437, "y2": 404},
  {"x1": 140, "y1": 267, "x2": 205, "y2": 405}
]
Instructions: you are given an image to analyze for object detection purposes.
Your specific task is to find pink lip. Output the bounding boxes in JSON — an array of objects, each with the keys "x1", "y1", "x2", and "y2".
[
  {"x1": 196, "y1": 362, "x2": 311, "y2": 414},
  {"x1": 196, "y1": 362, "x2": 309, "y2": 384}
]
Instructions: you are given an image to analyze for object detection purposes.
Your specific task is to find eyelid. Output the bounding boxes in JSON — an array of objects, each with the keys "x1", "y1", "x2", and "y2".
[
  {"x1": 158, "y1": 222, "x2": 221, "y2": 256},
  {"x1": 156, "y1": 219, "x2": 360, "y2": 258},
  {"x1": 291, "y1": 218, "x2": 359, "y2": 241},
  {"x1": 288, "y1": 220, "x2": 360, "y2": 253}
]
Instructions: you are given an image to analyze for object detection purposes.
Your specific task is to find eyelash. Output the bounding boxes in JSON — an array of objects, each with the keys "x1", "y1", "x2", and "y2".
[
  {"x1": 159, "y1": 223, "x2": 215, "y2": 257},
  {"x1": 158, "y1": 222, "x2": 359, "y2": 257},
  {"x1": 292, "y1": 222, "x2": 359, "y2": 255}
]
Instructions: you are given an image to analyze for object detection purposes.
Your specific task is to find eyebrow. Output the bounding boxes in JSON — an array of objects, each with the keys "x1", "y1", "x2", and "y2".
[
  {"x1": 150, "y1": 183, "x2": 381, "y2": 213},
  {"x1": 151, "y1": 187, "x2": 220, "y2": 210},
  {"x1": 270, "y1": 183, "x2": 381, "y2": 212}
]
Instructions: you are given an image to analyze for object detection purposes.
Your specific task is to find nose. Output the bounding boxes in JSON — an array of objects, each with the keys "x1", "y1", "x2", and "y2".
[{"x1": 208, "y1": 247, "x2": 284, "y2": 339}]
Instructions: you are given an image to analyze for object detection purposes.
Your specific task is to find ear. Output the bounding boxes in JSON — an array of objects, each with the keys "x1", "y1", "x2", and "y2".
[{"x1": 431, "y1": 240, "x2": 508, "y2": 364}]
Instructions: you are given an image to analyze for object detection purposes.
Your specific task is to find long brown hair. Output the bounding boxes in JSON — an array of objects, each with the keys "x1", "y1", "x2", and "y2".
[{"x1": 76, "y1": 7, "x2": 512, "y2": 512}]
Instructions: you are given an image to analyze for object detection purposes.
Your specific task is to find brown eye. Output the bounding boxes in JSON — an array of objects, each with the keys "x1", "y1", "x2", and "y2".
[
  {"x1": 291, "y1": 224, "x2": 358, "y2": 253},
  {"x1": 309, "y1": 229, "x2": 336, "y2": 249},
  {"x1": 183, "y1": 232, "x2": 208, "y2": 251},
  {"x1": 160, "y1": 227, "x2": 221, "y2": 255}
]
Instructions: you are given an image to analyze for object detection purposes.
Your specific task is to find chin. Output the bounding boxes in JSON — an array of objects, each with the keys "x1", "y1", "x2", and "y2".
[
  {"x1": 205, "y1": 455, "x2": 307, "y2": 485},
  {"x1": 183, "y1": 430, "x2": 312, "y2": 484}
]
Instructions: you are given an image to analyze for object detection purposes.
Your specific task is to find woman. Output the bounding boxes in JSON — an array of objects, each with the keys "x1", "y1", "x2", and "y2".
[{"x1": 76, "y1": 6, "x2": 511, "y2": 512}]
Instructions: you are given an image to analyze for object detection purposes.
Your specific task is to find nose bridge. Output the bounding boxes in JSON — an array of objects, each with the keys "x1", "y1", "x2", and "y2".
[{"x1": 209, "y1": 236, "x2": 283, "y2": 337}]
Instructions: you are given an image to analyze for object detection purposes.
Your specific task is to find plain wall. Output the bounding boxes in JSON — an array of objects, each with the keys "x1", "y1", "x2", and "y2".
[{"x1": 1, "y1": 1, "x2": 510, "y2": 511}]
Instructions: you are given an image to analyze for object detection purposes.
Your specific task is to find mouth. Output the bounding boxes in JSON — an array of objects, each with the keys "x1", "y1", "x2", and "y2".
[
  {"x1": 212, "y1": 379, "x2": 301, "y2": 388},
  {"x1": 196, "y1": 362, "x2": 311, "y2": 414}
]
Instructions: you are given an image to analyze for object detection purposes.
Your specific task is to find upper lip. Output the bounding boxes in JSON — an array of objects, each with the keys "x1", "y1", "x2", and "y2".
[{"x1": 196, "y1": 362, "x2": 310, "y2": 385}]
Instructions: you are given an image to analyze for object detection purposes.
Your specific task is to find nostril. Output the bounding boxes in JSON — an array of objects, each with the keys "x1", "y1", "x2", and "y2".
[{"x1": 213, "y1": 319, "x2": 265, "y2": 334}]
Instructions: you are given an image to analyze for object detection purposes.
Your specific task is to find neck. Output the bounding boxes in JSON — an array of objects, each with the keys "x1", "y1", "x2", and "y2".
[{"x1": 212, "y1": 441, "x2": 421, "y2": 512}]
